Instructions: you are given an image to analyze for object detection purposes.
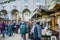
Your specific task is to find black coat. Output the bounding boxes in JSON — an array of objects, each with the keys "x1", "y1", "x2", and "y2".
[{"x1": 2, "y1": 23, "x2": 5, "y2": 30}]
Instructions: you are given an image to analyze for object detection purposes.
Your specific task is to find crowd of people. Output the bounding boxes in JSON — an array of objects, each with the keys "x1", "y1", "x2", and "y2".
[
  {"x1": 0, "y1": 20, "x2": 19, "y2": 37},
  {"x1": 0, "y1": 19, "x2": 50, "y2": 40}
]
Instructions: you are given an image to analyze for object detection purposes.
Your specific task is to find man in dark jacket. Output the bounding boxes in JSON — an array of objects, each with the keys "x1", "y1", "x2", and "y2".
[
  {"x1": 2, "y1": 21, "x2": 6, "y2": 37},
  {"x1": 33, "y1": 22, "x2": 42, "y2": 40},
  {"x1": 12, "y1": 21, "x2": 16, "y2": 33}
]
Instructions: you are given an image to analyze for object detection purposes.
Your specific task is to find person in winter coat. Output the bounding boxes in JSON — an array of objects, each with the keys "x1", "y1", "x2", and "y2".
[
  {"x1": 2, "y1": 21, "x2": 6, "y2": 37},
  {"x1": 33, "y1": 22, "x2": 42, "y2": 40},
  {"x1": 15, "y1": 22, "x2": 19, "y2": 34},
  {"x1": 7, "y1": 21, "x2": 12, "y2": 36},
  {"x1": 5, "y1": 23, "x2": 8, "y2": 35},
  {"x1": 30, "y1": 22, "x2": 36, "y2": 40},
  {"x1": 0, "y1": 22, "x2": 2, "y2": 34},
  {"x1": 28, "y1": 21, "x2": 32, "y2": 39},
  {"x1": 20, "y1": 21, "x2": 28, "y2": 40},
  {"x1": 12, "y1": 21, "x2": 16, "y2": 33}
]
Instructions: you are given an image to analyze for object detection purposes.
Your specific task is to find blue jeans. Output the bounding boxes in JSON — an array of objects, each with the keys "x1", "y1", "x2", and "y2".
[
  {"x1": 5, "y1": 29, "x2": 8, "y2": 34},
  {"x1": 2, "y1": 30, "x2": 6, "y2": 37},
  {"x1": 34, "y1": 38, "x2": 41, "y2": 40},
  {"x1": 7, "y1": 30, "x2": 12, "y2": 36}
]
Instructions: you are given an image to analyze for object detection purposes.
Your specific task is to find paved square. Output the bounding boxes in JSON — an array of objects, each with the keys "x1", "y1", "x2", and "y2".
[{"x1": 0, "y1": 34, "x2": 28, "y2": 40}]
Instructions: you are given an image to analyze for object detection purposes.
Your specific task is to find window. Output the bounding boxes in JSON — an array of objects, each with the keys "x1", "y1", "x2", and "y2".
[
  {"x1": 24, "y1": 0, "x2": 28, "y2": 3},
  {"x1": 36, "y1": 0, "x2": 40, "y2": 3}
]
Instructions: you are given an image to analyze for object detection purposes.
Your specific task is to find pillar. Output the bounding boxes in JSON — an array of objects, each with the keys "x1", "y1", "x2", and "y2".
[
  {"x1": 7, "y1": 11, "x2": 12, "y2": 20},
  {"x1": 19, "y1": 12, "x2": 23, "y2": 21}
]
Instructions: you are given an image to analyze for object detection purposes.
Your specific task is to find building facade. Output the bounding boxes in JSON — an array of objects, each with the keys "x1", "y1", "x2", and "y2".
[{"x1": 0, "y1": 0, "x2": 57, "y2": 21}]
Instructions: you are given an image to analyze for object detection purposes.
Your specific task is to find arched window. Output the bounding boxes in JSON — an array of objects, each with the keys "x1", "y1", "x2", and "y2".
[
  {"x1": 22, "y1": 9, "x2": 30, "y2": 21},
  {"x1": 0, "y1": 10, "x2": 7, "y2": 18},
  {"x1": 11, "y1": 9, "x2": 20, "y2": 21}
]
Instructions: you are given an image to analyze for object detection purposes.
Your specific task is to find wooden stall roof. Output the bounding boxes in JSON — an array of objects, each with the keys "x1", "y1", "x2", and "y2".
[
  {"x1": 51, "y1": 4, "x2": 60, "y2": 11},
  {"x1": 49, "y1": 4, "x2": 60, "y2": 16}
]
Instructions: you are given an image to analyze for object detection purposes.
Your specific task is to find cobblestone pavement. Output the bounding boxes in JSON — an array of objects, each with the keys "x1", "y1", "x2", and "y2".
[{"x1": 0, "y1": 33, "x2": 29, "y2": 40}]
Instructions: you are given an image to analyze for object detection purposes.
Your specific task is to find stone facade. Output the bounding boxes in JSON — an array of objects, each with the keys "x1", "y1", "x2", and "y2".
[{"x1": 0, "y1": 0, "x2": 56, "y2": 21}]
